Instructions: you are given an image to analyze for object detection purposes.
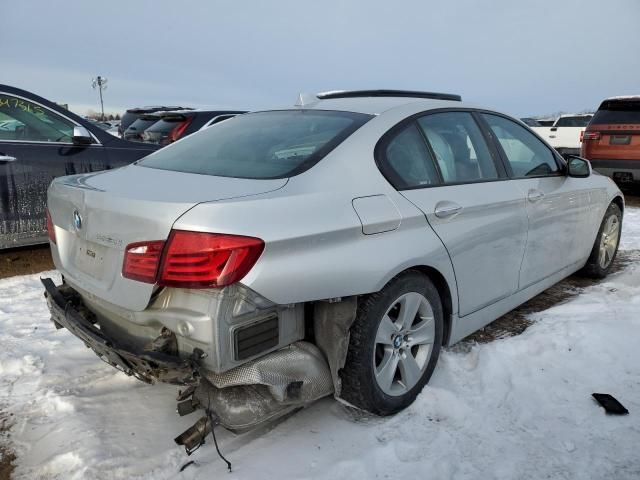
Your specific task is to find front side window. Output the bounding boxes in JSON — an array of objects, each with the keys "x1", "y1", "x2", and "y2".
[
  {"x1": 139, "y1": 110, "x2": 372, "y2": 179},
  {"x1": 379, "y1": 123, "x2": 440, "y2": 189},
  {"x1": 482, "y1": 113, "x2": 559, "y2": 178},
  {"x1": 0, "y1": 95, "x2": 74, "y2": 142},
  {"x1": 417, "y1": 112, "x2": 499, "y2": 183}
]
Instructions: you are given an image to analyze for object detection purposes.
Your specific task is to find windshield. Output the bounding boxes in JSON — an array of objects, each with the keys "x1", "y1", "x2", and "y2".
[{"x1": 139, "y1": 110, "x2": 372, "y2": 179}]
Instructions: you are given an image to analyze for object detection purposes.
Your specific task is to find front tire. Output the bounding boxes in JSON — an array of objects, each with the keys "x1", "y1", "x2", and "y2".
[
  {"x1": 339, "y1": 271, "x2": 443, "y2": 415},
  {"x1": 580, "y1": 202, "x2": 622, "y2": 278}
]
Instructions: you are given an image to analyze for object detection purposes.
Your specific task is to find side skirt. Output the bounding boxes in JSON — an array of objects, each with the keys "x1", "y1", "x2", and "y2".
[{"x1": 447, "y1": 260, "x2": 585, "y2": 346}]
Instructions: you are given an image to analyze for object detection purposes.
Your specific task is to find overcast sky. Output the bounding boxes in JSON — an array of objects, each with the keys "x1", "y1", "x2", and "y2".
[{"x1": 2, "y1": 0, "x2": 639, "y2": 117}]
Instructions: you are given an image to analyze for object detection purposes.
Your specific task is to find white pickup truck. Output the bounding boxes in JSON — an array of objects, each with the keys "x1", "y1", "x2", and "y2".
[{"x1": 530, "y1": 114, "x2": 593, "y2": 157}]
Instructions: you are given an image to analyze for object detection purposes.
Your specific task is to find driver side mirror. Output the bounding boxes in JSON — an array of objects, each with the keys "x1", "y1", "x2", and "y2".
[
  {"x1": 72, "y1": 126, "x2": 93, "y2": 146},
  {"x1": 566, "y1": 156, "x2": 591, "y2": 178}
]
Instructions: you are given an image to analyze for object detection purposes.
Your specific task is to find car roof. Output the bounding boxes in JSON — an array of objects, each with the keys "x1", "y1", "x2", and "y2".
[
  {"x1": 125, "y1": 106, "x2": 191, "y2": 114},
  {"x1": 602, "y1": 95, "x2": 640, "y2": 102},
  {"x1": 300, "y1": 96, "x2": 466, "y2": 115},
  {"x1": 557, "y1": 113, "x2": 593, "y2": 118},
  {"x1": 159, "y1": 108, "x2": 246, "y2": 115},
  {"x1": 287, "y1": 89, "x2": 465, "y2": 115}
]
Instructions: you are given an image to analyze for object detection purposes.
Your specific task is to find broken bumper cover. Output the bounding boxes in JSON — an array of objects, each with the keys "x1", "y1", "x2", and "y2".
[
  {"x1": 41, "y1": 277, "x2": 195, "y2": 385},
  {"x1": 42, "y1": 277, "x2": 335, "y2": 433}
]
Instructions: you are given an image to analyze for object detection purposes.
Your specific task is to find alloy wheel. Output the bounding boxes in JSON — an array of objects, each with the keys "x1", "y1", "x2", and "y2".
[
  {"x1": 373, "y1": 292, "x2": 435, "y2": 396},
  {"x1": 599, "y1": 214, "x2": 620, "y2": 269}
]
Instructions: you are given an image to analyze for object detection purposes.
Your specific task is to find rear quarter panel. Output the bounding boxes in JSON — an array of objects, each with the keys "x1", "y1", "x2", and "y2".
[{"x1": 173, "y1": 107, "x2": 459, "y2": 308}]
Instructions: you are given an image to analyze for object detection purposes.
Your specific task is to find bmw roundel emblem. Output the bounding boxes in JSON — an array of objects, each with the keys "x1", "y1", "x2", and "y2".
[{"x1": 73, "y1": 210, "x2": 83, "y2": 230}]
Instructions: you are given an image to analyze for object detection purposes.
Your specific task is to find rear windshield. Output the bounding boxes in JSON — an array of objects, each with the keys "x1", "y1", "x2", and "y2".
[
  {"x1": 592, "y1": 100, "x2": 640, "y2": 124},
  {"x1": 121, "y1": 112, "x2": 140, "y2": 130},
  {"x1": 555, "y1": 116, "x2": 592, "y2": 127},
  {"x1": 126, "y1": 118, "x2": 158, "y2": 132},
  {"x1": 146, "y1": 117, "x2": 186, "y2": 133},
  {"x1": 138, "y1": 110, "x2": 372, "y2": 179}
]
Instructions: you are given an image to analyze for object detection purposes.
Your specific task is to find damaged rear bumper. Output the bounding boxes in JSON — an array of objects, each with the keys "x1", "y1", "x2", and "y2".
[
  {"x1": 41, "y1": 277, "x2": 335, "y2": 434},
  {"x1": 42, "y1": 277, "x2": 196, "y2": 384}
]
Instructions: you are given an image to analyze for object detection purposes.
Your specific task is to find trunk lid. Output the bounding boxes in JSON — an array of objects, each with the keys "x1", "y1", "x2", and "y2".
[{"x1": 47, "y1": 164, "x2": 287, "y2": 311}]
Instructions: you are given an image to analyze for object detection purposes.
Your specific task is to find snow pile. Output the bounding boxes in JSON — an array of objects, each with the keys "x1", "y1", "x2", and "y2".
[{"x1": 1, "y1": 206, "x2": 639, "y2": 479}]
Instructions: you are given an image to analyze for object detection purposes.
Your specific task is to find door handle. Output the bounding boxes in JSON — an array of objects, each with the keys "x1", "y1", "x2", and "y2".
[
  {"x1": 0, "y1": 155, "x2": 17, "y2": 164},
  {"x1": 434, "y1": 202, "x2": 462, "y2": 218},
  {"x1": 528, "y1": 189, "x2": 545, "y2": 202}
]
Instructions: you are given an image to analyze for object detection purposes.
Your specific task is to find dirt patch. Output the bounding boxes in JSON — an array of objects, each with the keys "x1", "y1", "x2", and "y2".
[
  {"x1": 625, "y1": 193, "x2": 640, "y2": 208},
  {"x1": 0, "y1": 411, "x2": 15, "y2": 480},
  {"x1": 0, "y1": 245, "x2": 53, "y2": 280},
  {"x1": 462, "y1": 250, "x2": 640, "y2": 345}
]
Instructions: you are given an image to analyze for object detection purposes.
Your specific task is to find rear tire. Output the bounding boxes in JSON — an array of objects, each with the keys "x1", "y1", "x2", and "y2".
[
  {"x1": 339, "y1": 271, "x2": 443, "y2": 415},
  {"x1": 580, "y1": 202, "x2": 622, "y2": 278}
]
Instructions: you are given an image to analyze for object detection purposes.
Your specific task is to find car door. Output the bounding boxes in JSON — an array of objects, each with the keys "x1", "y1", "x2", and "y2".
[
  {"x1": 379, "y1": 111, "x2": 529, "y2": 317},
  {"x1": 0, "y1": 92, "x2": 107, "y2": 248},
  {"x1": 479, "y1": 113, "x2": 593, "y2": 288}
]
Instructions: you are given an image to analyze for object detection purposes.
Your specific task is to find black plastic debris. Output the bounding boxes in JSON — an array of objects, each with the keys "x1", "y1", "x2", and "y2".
[{"x1": 592, "y1": 393, "x2": 629, "y2": 415}]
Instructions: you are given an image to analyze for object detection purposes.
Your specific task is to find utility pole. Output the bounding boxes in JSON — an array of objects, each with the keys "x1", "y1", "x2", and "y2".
[{"x1": 91, "y1": 76, "x2": 108, "y2": 120}]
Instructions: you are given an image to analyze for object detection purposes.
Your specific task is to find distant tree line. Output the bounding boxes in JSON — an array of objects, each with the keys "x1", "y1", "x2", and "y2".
[{"x1": 85, "y1": 109, "x2": 121, "y2": 121}]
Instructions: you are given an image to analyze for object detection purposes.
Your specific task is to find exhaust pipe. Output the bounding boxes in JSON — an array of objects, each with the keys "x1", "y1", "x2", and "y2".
[{"x1": 174, "y1": 416, "x2": 212, "y2": 455}]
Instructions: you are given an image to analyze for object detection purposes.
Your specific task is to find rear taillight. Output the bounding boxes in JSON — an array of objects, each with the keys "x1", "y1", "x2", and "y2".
[
  {"x1": 158, "y1": 231, "x2": 264, "y2": 288},
  {"x1": 46, "y1": 208, "x2": 56, "y2": 244},
  {"x1": 122, "y1": 241, "x2": 165, "y2": 283},
  {"x1": 168, "y1": 118, "x2": 193, "y2": 143},
  {"x1": 122, "y1": 231, "x2": 264, "y2": 288},
  {"x1": 582, "y1": 131, "x2": 601, "y2": 141}
]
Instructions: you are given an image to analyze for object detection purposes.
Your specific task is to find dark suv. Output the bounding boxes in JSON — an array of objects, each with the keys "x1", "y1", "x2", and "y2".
[
  {"x1": 581, "y1": 96, "x2": 640, "y2": 184},
  {"x1": 141, "y1": 109, "x2": 246, "y2": 146},
  {"x1": 0, "y1": 85, "x2": 161, "y2": 249}
]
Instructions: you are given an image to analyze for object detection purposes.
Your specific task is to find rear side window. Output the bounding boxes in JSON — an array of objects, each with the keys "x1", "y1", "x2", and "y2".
[
  {"x1": 418, "y1": 112, "x2": 499, "y2": 183},
  {"x1": 139, "y1": 110, "x2": 372, "y2": 179},
  {"x1": 482, "y1": 113, "x2": 559, "y2": 177},
  {"x1": 592, "y1": 100, "x2": 640, "y2": 124},
  {"x1": 379, "y1": 123, "x2": 440, "y2": 189}
]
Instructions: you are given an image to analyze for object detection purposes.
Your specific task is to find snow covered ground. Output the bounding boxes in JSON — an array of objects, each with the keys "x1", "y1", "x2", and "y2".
[{"x1": 1, "y1": 204, "x2": 640, "y2": 479}]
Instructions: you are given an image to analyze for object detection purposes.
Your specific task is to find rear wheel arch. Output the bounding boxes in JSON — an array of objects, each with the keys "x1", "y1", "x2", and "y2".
[
  {"x1": 389, "y1": 265, "x2": 453, "y2": 346},
  {"x1": 612, "y1": 195, "x2": 624, "y2": 215}
]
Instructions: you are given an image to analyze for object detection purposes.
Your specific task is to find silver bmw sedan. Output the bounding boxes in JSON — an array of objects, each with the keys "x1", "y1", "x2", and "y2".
[{"x1": 43, "y1": 90, "x2": 623, "y2": 446}]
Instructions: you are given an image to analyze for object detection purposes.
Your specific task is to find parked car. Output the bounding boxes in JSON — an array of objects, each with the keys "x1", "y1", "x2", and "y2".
[
  {"x1": 43, "y1": 89, "x2": 623, "y2": 449},
  {"x1": 118, "y1": 106, "x2": 188, "y2": 137},
  {"x1": 531, "y1": 113, "x2": 593, "y2": 157},
  {"x1": 86, "y1": 119, "x2": 113, "y2": 131},
  {"x1": 0, "y1": 84, "x2": 161, "y2": 249},
  {"x1": 581, "y1": 96, "x2": 640, "y2": 184},
  {"x1": 141, "y1": 109, "x2": 246, "y2": 146},
  {"x1": 520, "y1": 117, "x2": 541, "y2": 127},
  {"x1": 537, "y1": 118, "x2": 555, "y2": 127}
]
